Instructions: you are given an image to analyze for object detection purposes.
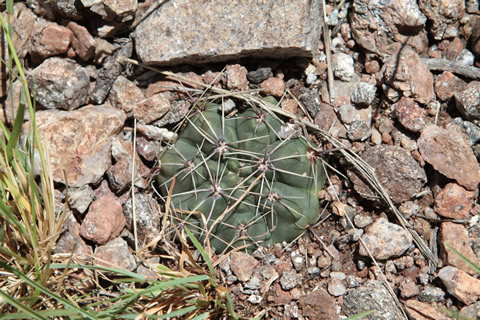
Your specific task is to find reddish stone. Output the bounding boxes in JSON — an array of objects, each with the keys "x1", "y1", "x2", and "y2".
[
  {"x1": 365, "y1": 60, "x2": 380, "y2": 74},
  {"x1": 418, "y1": 125, "x2": 480, "y2": 191},
  {"x1": 133, "y1": 93, "x2": 170, "y2": 124},
  {"x1": 440, "y1": 222, "x2": 479, "y2": 275},
  {"x1": 230, "y1": 252, "x2": 258, "y2": 282},
  {"x1": 434, "y1": 71, "x2": 466, "y2": 101},
  {"x1": 384, "y1": 46, "x2": 435, "y2": 104},
  {"x1": 224, "y1": 64, "x2": 248, "y2": 90},
  {"x1": 445, "y1": 37, "x2": 464, "y2": 61},
  {"x1": 348, "y1": 145, "x2": 426, "y2": 204},
  {"x1": 67, "y1": 21, "x2": 96, "y2": 61},
  {"x1": 80, "y1": 197, "x2": 125, "y2": 244},
  {"x1": 394, "y1": 97, "x2": 427, "y2": 132},
  {"x1": 299, "y1": 289, "x2": 339, "y2": 319},
  {"x1": 29, "y1": 19, "x2": 73, "y2": 61},
  {"x1": 434, "y1": 183, "x2": 475, "y2": 219},
  {"x1": 438, "y1": 266, "x2": 480, "y2": 305},
  {"x1": 108, "y1": 75, "x2": 145, "y2": 115},
  {"x1": 260, "y1": 78, "x2": 285, "y2": 97},
  {"x1": 404, "y1": 300, "x2": 450, "y2": 320},
  {"x1": 281, "y1": 98, "x2": 298, "y2": 114},
  {"x1": 33, "y1": 105, "x2": 125, "y2": 187}
]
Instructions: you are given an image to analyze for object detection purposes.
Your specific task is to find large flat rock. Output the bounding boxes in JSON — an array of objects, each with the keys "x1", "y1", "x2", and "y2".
[{"x1": 134, "y1": 0, "x2": 321, "y2": 65}]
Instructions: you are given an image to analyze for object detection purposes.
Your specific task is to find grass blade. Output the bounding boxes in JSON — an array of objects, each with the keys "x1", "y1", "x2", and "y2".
[
  {"x1": 0, "y1": 262, "x2": 96, "y2": 319},
  {"x1": 0, "y1": 290, "x2": 48, "y2": 320}
]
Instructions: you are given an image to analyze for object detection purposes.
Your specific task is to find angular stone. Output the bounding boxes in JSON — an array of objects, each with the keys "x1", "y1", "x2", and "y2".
[
  {"x1": 0, "y1": 3, "x2": 36, "y2": 69},
  {"x1": 68, "y1": 185, "x2": 94, "y2": 214},
  {"x1": 350, "y1": 0, "x2": 427, "y2": 57},
  {"x1": 29, "y1": 19, "x2": 73, "y2": 61},
  {"x1": 332, "y1": 52, "x2": 355, "y2": 82},
  {"x1": 434, "y1": 71, "x2": 466, "y2": 102},
  {"x1": 81, "y1": 0, "x2": 137, "y2": 22},
  {"x1": 300, "y1": 289, "x2": 338, "y2": 319},
  {"x1": 434, "y1": 183, "x2": 475, "y2": 219},
  {"x1": 351, "y1": 82, "x2": 377, "y2": 106},
  {"x1": 440, "y1": 222, "x2": 479, "y2": 275},
  {"x1": 134, "y1": 0, "x2": 321, "y2": 65},
  {"x1": 418, "y1": 0, "x2": 464, "y2": 40},
  {"x1": 123, "y1": 193, "x2": 161, "y2": 245},
  {"x1": 33, "y1": 105, "x2": 125, "y2": 187},
  {"x1": 359, "y1": 218, "x2": 413, "y2": 260},
  {"x1": 394, "y1": 97, "x2": 427, "y2": 133},
  {"x1": 404, "y1": 300, "x2": 450, "y2": 320},
  {"x1": 80, "y1": 197, "x2": 125, "y2": 244},
  {"x1": 52, "y1": 0, "x2": 84, "y2": 20},
  {"x1": 224, "y1": 64, "x2": 248, "y2": 90},
  {"x1": 135, "y1": 136, "x2": 162, "y2": 162},
  {"x1": 55, "y1": 219, "x2": 93, "y2": 263},
  {"x1": 247, "y1": 67, "x2": 273, "y2": 84},
  {"x1": 108, "y1": 75, "x2": 145, "y2": 116},
  {"x1": 384, "y1": 46, "x2": 435, "y2": 104},
  {"x1": 67, "y1": 21, "x2": 96, "y2": 61},
  {"x1": 260, "y1": 78, "x2": 285, "y2": 97},
  {"x1": 28, "y1": 57, "x2": 90, "y2": 110},
  {"x1": 454, "y1": 81, "x2": 480, "y2": 120},
  {"x1": 343, "y1": 280, "x2": 404, "y2": 319},
  {"x1": 106, "y1": 159, "x2": 134, "y2": 193},
  {"x1": 348, "y1": 145, "x2": 426, "y2": 204},
  {"x1": 438, "y1": 266, "x2": 480, "y2": 305},
  {"x1": 230, "y1": 251, "x2": 258, "y2": 282},
  {"x1": 133, "y1": 93, "x2": 170, "y2": 124},
  {"x1": 94, "y1": 237, "x2": 137, "y2": 271},
  {"x1": 418, "y1": 125, "x2": 480, "y2": 190}
]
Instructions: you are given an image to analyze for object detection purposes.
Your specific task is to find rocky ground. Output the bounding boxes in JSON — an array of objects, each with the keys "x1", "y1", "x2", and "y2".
[{"x1": 3, "y1": 0, "x2": 480, "y2": 319}]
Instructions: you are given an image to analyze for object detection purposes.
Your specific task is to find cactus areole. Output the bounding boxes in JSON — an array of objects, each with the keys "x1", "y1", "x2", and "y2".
[{"x1": 156, "y1": 102, "x2": 325, "y2": 252}]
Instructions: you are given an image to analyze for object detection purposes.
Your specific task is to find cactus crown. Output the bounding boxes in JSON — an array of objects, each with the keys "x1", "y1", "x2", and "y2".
[{"x1": 156, "y1": 101, "x2": 325, "y2": 253}]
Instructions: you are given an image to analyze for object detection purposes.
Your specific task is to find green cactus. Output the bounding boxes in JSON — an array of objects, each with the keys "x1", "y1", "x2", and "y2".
[{"x1": 156, "y1": 101, "x2": 325, "y2": 253}]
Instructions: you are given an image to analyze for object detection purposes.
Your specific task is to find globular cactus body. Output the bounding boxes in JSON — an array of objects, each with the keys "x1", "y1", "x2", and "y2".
[{"x1": 157, "y1": 102, "x2": 325, "y2": 252}]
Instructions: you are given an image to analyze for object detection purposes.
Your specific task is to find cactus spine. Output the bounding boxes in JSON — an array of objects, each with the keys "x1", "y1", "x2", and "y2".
[{"x1": 157, "y1": 101, "x2": 325, "y2": 252}]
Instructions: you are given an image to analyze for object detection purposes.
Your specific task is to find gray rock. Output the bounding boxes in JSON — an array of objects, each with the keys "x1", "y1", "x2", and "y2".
[
  {"x1": 52, "y1": 0, "x2": 84, "y2": 20},
  {"x1": 328, "y1": 278, "x2": 347, "y2": 296},
  {"x1": 451, "y1": 118, "x2": 480, "y2": 145},
  {"x1": 81, "y1": 0, "x2": 136, "y2": 21},
  {"x1": 343, "y1": 280, "x2": 404, "y2": 319},
  {"x1": 290, "y1": 249, "x2": 305, "y2": 271},
  {"x1": 28, "y1": 57, "x2": 89, "y2": 110},
  {"x1": 68, "y1": 185, "x2": 94, "y2": 213},
  {"x1": 351, "y1": 0, "x2": 427, "y2": 57},
  {"x1": 347, "y1": 120, "x2": 372, "y2": 142},
  {"x1": 456, "y1": 49, "x2": 475, "y2": 66},
  {"x1": 123, "y1": 193, "x2": 161, "y2": 245},
  {"x1": 351, "y1": 82, "x2": 377, "y2": 106},
  {"x1": 134, "y1": 0, "x2": 321, "y2": 65},
  {"x1": 299, "y1": 88, "x2": 321, "y2": 116},
  {"x1": 359, "y1": 218, "x2": 413, "y2": 260},
  {"x1": 280, "y1": 271, "x2": 300, "y2": 290},
  {"x1": 94, "y1": 237, "x2": 137, "y2": 271},
  {"x1": 246, "y1": 67, "x2": 273, "y2": 84},
  {"x1": 418, "y1": 0, "x2": 464, "y2": 41},
  {"x1": 332, "y1": 52, "x2": 355, "y2": 81},
  {"x1": 418, "y1": 285, "x2": 445, "y2": 303},
  {"x1": 455, "y1": 81, "x2": 480, "y2": 120}
]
